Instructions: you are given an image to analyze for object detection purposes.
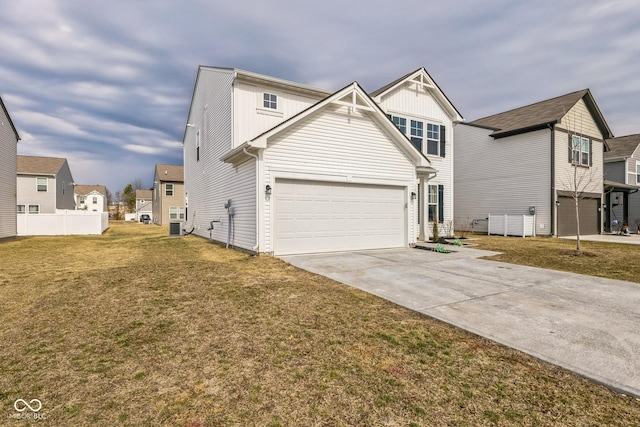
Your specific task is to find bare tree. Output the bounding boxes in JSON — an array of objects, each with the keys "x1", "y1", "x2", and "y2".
[{"x1": 562, "y1": 114, "x2": 602, "y2": 254}]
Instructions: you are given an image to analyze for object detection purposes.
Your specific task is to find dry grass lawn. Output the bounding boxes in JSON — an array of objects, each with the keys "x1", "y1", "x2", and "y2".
[
  {"x1": 1, "y1": 222, "x2": 639, "y2": 426},
  {"x1": 469, "y1": 234, "x2": 640, "y2": 284}
]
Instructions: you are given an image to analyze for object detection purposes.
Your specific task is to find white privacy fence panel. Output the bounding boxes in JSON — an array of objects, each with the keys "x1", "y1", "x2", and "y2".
[
  {"x1": 488, "y1": 214, "x2": 536, "y2": 237},
  {"x1": 17, "y1": 210, "x2": 109, "y2": 236}
]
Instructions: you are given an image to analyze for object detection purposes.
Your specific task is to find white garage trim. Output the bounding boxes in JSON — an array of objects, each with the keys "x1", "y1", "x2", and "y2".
[{"x1": 273, "y1": 179, "x2": 407, "y2": 255}]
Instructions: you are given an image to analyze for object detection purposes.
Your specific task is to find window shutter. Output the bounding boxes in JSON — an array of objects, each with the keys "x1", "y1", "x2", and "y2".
[
  {"x1": 589, "y1": 140, "x2": 593, "y2": 166},
  {"x1": 568, "y1": 133, "x2": 572, "y2": 163},
  {"x1": 440, "y1": 125, "x2": 446, "y2": 157},
  {"x1": 438, "y1": 185, "x2": 444, "y2": 223}
]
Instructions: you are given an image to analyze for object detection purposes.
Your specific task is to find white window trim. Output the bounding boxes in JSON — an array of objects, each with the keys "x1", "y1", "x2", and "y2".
[
  {"x1": 426, "y1": 123, "x2": 440, "y2": 156},
  {"x1": 256, "y1": 91, "x2": 283, "y2": 118},
  {"x1": 636, "y1": 161, "x2": 640, "y2": 185},
  {"x1": 571, "y1": 135, "x2": 590, "y2": 167},
  {"x1": 165, "y1": 183, "x2": 174, "y2": 197},
  {"x1": 28, "y1": 204, "x2": 40, "y2": 214},
  {"x1": 36, "y1": 177, "x2": 47, "y2": 192},
  {"x1": 169, "y1": 206, "x2": 186, "y2": 220},
  {"x1": 427, "y1": 185, "x2": 438, "y2": 222}
]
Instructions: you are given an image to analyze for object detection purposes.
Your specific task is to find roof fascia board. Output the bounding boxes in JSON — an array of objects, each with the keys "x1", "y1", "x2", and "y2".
[
  {"x1": 491, "y1": 122, "x2": 556, "y2": 139},
  {"x1": 234, "y1": 69, "x2": 331, "y2": 97}
]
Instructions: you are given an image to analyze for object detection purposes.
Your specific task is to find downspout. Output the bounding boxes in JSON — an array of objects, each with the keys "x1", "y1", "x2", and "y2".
[
  {"x1": 549, "y1": 123, "x2": 556, "y2": 236},
  {"x1": 243, "y1": 147, "x2": 260, "y2": 253}
]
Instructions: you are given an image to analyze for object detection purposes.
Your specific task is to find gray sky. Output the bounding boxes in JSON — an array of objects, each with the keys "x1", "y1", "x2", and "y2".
[{"x1": 2, "y1": 0, "x2": 639, "y2": 194}]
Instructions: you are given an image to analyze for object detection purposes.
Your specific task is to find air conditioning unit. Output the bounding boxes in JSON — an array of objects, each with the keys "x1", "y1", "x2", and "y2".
[{"x1": 169, "y1": 221, "x2": 183, "y2": 237}]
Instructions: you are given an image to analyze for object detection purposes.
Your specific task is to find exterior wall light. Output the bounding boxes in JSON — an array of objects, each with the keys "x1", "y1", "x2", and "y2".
[
  {"x1": 265, "y1": 185, "x2": 272, "y2": 195},
  {"x1": 411, "y1": 191, "x2": 417, "y2": 200},
  {"x1": 555, "y1": 200, "x2": 560, "y2": 207}
]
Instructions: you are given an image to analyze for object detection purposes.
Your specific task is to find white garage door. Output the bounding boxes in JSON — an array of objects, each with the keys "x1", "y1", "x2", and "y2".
[{"x1": 274, "y1": 179, "x2": 406, "y2": 255}]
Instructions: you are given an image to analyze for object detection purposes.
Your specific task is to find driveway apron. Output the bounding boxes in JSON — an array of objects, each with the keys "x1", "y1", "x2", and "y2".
[{"x1": 281, "y1": 247, "x2": 640, "y2": 398}]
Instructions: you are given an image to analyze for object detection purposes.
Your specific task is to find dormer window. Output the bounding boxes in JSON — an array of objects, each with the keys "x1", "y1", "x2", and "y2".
[{"x1": 263, "y1": 93, "x2": 277, "y2": 110}]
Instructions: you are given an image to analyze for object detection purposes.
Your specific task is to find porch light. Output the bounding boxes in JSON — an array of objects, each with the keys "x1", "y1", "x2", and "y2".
[
  {"x1": 555, "y1": 200, "x2": 560, "y2": 207},
  {"x1": 411, "y1": 191, "x2": 417, "y2": 200},
  {"x1": 265, "y1": 185, "x2": 272, "y2": 195}
]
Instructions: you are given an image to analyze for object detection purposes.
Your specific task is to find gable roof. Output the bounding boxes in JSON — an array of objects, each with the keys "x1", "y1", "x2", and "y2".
[
  {"x1": 136, "y1": 189, "x2": 152, "y2": 199},
  {"x1": 222, "y1": 81, "x2": 431, "y2": 169},
  {"x1": 370, "y1": 67, "x2": 463, "y2": 122},
  {"x1": 469, "y1": 89, "x2": 613, "y2": 139},
  {"x1": 0, "y1": 96, "x2": 20, "y2": 141},
  {"x1": 74, "y1": 184, "x2": 107, "y2": 196},
  {"x1": 604, "y1": 134, "x2": 640, "y2": 160},
  {"x1": 155, "y1": 164, "x2": 183, "y2": 182},
  {"x1": 17, "y1": 155, "x2": 67, "y2": 175}
]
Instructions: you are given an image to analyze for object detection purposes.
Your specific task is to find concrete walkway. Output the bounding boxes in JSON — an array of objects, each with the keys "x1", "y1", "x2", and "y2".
[
  {"x1": 561, "y1": 233, "x2": 640, "y2": 245},
  {"x1": 281, "y1": 245, "x2": 640, "y2": 397}
]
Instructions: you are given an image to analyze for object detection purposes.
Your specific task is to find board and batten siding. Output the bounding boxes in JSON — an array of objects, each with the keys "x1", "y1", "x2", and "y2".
[
  {"x1": 374, "y1": 81, "x2": 455, "y2": 230},
  {"x1": 183, "y1": 68, "x2": 258, "y2": 251},
  {"x1": 454, "y1": 125, "x2": 552, "y2": 235},
  {"x1": 554, "y1": 131, "x2": 604, "y2": 196},
  {"x1": 233, "y1": 81, "x2": 325, "y2": 149},
  {"x1": 0, "y1": 106, "x2": 17, "y2": 238},
  {"x1": 262, "y1": 105, "x2": 418, "y2": 253}
]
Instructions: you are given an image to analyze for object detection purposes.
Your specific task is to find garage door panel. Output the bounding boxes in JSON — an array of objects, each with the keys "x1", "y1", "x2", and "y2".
[
  {"x1": 274, "y1": 179, "x2": 406, "y2": 255},
  {"x1": 557, "y1": 196, "x2": 599, "y2": 236}
]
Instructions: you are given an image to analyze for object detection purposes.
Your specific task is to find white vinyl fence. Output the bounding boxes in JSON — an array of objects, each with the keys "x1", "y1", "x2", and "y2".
[
  {"x1": 488, "y1": 214, "x2": 536, "y2": 237},
  {"x1": 18, "y1": 210, "x2": 109, "y2": 236}
]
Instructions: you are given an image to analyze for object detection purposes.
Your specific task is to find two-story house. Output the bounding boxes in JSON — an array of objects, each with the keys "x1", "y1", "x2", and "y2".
[
  {"x1": 183, "y1": 66, "x2": 459, "y2": 255},
  {"x1": 0, "y1": 97, "x2": 20, "y2": 239},
  {"x1": 454, "y1": 89, "x2": 613, "y2": 237},
  {"x1": 136, "y1": 189, "x2": 153, "y2": 222},
  {"x1": 17, "y1": 155, "x2": 76, "y2": 215},
  {"x1": 74, "y1": 184, "x2": 108, "y2": 213},
  {"x1": 152, "y1": 164, "x2": 184, "y2": 225},
  {"x1": 604, "y1": 134, "x2": 640, "y2": 232}
]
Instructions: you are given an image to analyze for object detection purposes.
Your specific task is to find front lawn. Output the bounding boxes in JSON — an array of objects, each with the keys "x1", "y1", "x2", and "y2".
[
  {"x1": 1, "y1": 222, "x2": 639, "y2": 426},
  {"x1": 470, "y1": 234, "x2": 640, "y2": 283}
]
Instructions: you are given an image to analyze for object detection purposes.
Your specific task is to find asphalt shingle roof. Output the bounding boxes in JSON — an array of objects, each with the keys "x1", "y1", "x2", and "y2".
[
  {"x1": 17, "y1": 155, "x2": 66, "y2": 175},
  {"x1": 74, "y1": 184, "x2": 107, "y2": 196},
  {"x1": 470, "y1": 90, "x2": 590, "y2": 136},
  {"x1": 605, "y1": 134, "x2": 640, "y2": 159},
  {"x1": 155, "y1": 164, "x2": 183, "y2": 182}
]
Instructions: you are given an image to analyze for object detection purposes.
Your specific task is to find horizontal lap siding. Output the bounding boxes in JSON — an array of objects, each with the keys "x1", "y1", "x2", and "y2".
[
  {"x1": 0, "y1": 107, "x2": 17, "y2": 238},
  {"x1": 184, "y1": 69, "x2": 256, "y2": 251},
  {"x1": 264, "y1": 106, "x2": 416, "y2": 253},
  {"x1": 454, "y1": 125, "x2": 551, "y2": 234}
]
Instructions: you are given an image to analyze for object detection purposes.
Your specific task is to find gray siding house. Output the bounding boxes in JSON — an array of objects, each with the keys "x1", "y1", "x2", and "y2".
[
  {"x1": 455, "y1": 89, "x2": 613, "y2": 237},
  {"x1": 604, "y1": 134, "x2": 640, "y2": 232},
  {"x1": 17, "y1": 156, "x2": 76, "y2": 214},
  {"x1": 0, "y1": 97, "x2": 20, "y2": 239}
]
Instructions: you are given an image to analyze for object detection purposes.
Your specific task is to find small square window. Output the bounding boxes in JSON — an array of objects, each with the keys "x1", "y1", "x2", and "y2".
[
  {"x1": 17, "y1": 205, "x2": 25, "y2": 214},
  {"x1": 263, "y1": 93, "x2": 277, "y2": 109},
  {"x1": 29, "y1": 205, "x2": 39, "y2": 214}
]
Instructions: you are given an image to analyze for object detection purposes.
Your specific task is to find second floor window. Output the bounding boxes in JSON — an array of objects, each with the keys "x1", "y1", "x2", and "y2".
[
  {"x1": 92, "y1": 197, "x2": 98, "y2": 204},
  {"x1": 637, "y1": 162, "x2": 640, "y2": 184},
  {"x1": 410, "y1": 120, "x2": 423, "y2": 151},
  {"x1": 165, "y1": 183, "x2": 174, "y2": 197},
  {"x1": 427, "y1": 123, "x2": 440, "y2": 155},
  {"x1": 37, "y1": 177, "x2": 47, "y2": 192},
  {"x1": 571, "y1": 135, "x2": 590, "y2": 167},
  {"x1": 263, "y1": 93, "x2": 277, "y2": 109}
]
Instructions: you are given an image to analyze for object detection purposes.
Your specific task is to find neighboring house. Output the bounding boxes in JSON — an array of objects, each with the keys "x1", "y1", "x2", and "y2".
[
  {"x1": 604, "y1": 134, "x2": 640, "y2": 232},
  {"x1": 183, "y1": 66, "x2": 458, "y2": 255},
  {"x1": 0, "y1": 97, "x2": 20, "y2": 239},
  {"x1": 135, "y1": 189, "x2": 153, "y2": 221},
  {"x1": 455, "y1": 89, "x2": 613, "y2": 237},
  {"x1": 74, "y1": 184, "x2": 108, "y2": 213},
  {"x1": 17, "y1": 155, "x2": 76, "y2": 215},
  {"x1": 152, "y1": 164, "x2": 184, "y2": 225}
]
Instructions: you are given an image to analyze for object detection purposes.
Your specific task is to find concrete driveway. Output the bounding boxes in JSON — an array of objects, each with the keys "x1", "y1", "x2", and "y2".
[{"x1": 281, "y1": 245, "x2": 640, "y2": 397}]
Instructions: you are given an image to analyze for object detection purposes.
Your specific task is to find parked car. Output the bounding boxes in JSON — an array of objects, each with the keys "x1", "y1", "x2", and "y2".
[{"x1": 140, "y1": 214, "x2": 151, "y2": 224}]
